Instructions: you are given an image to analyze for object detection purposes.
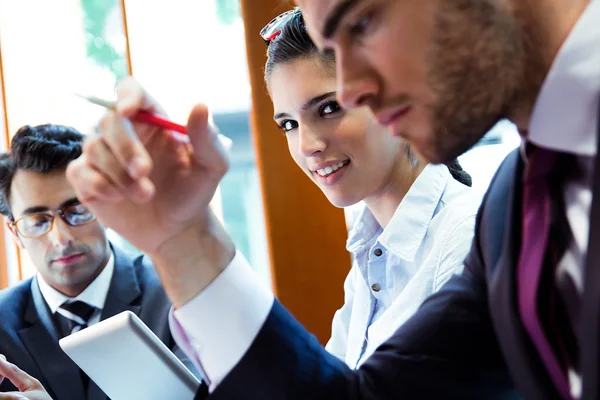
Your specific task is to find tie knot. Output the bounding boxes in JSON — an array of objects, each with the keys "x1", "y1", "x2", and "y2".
[
  {"x1": 525, "y1": 144, "x2": 561, "y2": 181},
  {"x1": 59, "y1": 300, "x2": 96, "y2": 324}
]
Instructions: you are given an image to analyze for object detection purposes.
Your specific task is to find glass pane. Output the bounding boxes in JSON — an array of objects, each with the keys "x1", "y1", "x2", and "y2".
[
  {"x1": 457, "y1": 119, "x2": 521, "y2": 193},
  {"x1": 0, "y1": 0, "x2": 130, "y2": 279},
  {"x1": 123, "y1": 0, "x2": 270, "y2": 284},
  {"x1": 0, "y1": 0, "x2": 128, "y2": 133},
  {"x1": 0, "y1": 53, "x2": 19, "y2": 287}
]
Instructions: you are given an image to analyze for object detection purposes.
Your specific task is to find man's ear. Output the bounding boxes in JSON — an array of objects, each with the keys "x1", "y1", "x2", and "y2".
[{"x1": 6, "y1": 220, "x2": 24, "y2": 248}]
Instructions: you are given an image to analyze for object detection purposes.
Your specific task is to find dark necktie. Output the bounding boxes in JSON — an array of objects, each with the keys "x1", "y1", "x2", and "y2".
[
  {"x1": 517, "y1": 145, "x2": 573, "y2": 398},
  {"x1": 55, "y1": 301, "x2": 97, "y2": 391},
  {"x1": 55, "y1": 300, "x2": 97, "y2": 339}
]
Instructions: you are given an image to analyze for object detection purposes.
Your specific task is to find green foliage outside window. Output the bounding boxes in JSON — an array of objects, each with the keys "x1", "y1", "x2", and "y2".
[
  {"x1": 80, "y1": 0, "x2": 240, "y2": 78},
  {"x1": 215, "y1": 0, "x2": 241, "y2": 25},
  {"x1": 80, "y1": 0, "x2": 127, "y2": 79}
]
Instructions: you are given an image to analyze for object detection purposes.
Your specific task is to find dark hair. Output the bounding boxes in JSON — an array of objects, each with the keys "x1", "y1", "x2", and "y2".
[
  {"x1": 264, "y1": 11, "x2": 334, "y2": 80},
  {"x1": 263, "y1": 9, "x2": 472, "y2": 187},
  {"x1": 446, "y1": 159, "x2": 472, "y2": 187},
  {"x1": 0, "y1": 124, "x2": 84, "y2": 218}
]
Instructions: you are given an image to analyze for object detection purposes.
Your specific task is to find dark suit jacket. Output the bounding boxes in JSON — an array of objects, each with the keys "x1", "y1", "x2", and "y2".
[
  {"x1": 196, "y1": 148, "x2": 586, "y2": 399},
  {"x1": 0, "y1": 243, "x2": 193, "y2": 400}
]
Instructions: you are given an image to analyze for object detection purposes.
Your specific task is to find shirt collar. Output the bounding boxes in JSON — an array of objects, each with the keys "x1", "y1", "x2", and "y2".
[
  {"x1": 347, "y1": 164, "x2": 450, "y2": 262},
  {"x1": 528, "y1": 0, "x2": 600, "y2": 156},
  {"x1": 37, "y1": 250, "x2": 115, "y2": 313}
]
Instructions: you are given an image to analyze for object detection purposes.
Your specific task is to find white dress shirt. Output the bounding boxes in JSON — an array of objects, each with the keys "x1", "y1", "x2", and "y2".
[
  {"x1": 325, "y1": 164, "x2": 480, "y2": 368},
  {"x1": 37, "y1": 251, "x2": 115, "y2": 326},
  {"x1": 170, "y1": 1, "x2": 600, "y2": 394},
  {"x1": 526, "y1": 1, "x2": 600, "y2": 397}
]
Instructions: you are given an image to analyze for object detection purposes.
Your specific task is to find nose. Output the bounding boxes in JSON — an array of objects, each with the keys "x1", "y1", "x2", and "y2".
[
  {"x1": 298, "y1": 125, "x2": 326, "y2": 157},
  {"x1": 47, "y1": 217, "x2": 74, "y2": 247},
  {"x1": 336, "y1": 50, "x2": 379, "y2": 109}
]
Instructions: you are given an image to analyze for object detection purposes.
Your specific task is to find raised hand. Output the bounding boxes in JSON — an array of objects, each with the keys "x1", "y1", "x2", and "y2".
[{"x1": 66, "y1": 77, "x2": 236, "y2": 307}]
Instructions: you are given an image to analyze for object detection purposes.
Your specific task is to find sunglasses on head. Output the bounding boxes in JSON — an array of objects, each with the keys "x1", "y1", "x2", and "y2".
[{"x1": 260, "y1": 7, "x2": 303, "y2": 45}]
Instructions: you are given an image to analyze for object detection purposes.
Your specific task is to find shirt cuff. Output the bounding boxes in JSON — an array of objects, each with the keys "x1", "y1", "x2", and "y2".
[{"x1": 169, "y1": 251, "x2": 274, "y2": 392}]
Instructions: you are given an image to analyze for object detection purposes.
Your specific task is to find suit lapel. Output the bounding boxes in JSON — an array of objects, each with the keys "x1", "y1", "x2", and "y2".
[
  {"x1": 580, "y1": 102, "x2": 600, "y2": 400},
  {"x1": 17, "y1": 278, "x2": 86, "y2": 400},
  {"x1": 29, "y1": 277, "x2": 60, "y2": 340},
  {"x1": 100, "y1": 245, "x2": 142, "y2": 320},
  {"x1": 487, "y1": 150, "x2": 559, "y2": 398},
  {"x1": 86, "y1": 245, "x2": 142, "y2": 400},
  {"x1": 86, "y1": 380, "x2": 107, "y2": 400}
]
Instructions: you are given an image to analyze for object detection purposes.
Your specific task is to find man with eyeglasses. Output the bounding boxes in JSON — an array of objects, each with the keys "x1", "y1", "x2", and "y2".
[{"x1": 0, "y1": 124, "x2": 196, "y2": 400}]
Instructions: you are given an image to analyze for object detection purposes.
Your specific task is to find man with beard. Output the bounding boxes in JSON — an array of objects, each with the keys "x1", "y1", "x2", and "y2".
[
  {"x1": 0, "y1": 124, "x2": 196, "y2": 400},
  {"x1": 63, "y1": 0, "x2": 598, "y2": 398}
]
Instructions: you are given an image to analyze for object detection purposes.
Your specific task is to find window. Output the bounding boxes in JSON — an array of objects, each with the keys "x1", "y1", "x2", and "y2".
[
  {"x1": 122, "y1": 0, "x2": 269, "y2": 283},
  {"x1": 0, "y1": 0, "x2": 269, "y2": 285},
  {"x1": 0, "y1": 0, "x2": 348, "y2": 342},
  {"x1": 0, "y1": 0, "x2": 130, "y2": 280},
  {"x1": 457, "y1": 119, "x2": 521, "y2": 193}
]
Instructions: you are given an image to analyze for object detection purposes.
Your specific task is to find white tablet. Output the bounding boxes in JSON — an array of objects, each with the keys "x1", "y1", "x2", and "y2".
[{"x1": 59, "y1": 311, "x2": 200, "y2": 400}]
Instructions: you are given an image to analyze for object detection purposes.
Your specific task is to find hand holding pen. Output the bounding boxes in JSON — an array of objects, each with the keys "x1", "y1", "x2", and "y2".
[
  {"x1": 67, "y1": 77, "x2": 235, "y2": 309},
  {"x1": 76, "y1": 94, "x2": 188, "y2": 135}
]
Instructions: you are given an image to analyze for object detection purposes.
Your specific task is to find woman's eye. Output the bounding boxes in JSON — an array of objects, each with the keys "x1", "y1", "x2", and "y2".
[
  {"x1": 348, "y1": 13, "x2": 373, "y2": 39},
  {"x1": 278, "y1": 119, "x2": 298, "y2": 133},
  {"x1": 320, "y1": 101, "x2": 342, "y2": 117}
]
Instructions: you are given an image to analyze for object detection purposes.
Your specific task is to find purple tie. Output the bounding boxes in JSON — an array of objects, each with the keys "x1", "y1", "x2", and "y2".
[{"x1": 518, "y1": 145, "x2": 571, "y2": 398}]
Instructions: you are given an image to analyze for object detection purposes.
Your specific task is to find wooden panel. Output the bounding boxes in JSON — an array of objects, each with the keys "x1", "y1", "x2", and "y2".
[
  {"x1": 120, "y1": 0, "x2": 134, "y2": 76},
  {"x1": 240, "y1": 0, "x2": 351, "y2": 344},
  {"x1": 0, "y1": 38, "x2": 12, "y2": 288}
]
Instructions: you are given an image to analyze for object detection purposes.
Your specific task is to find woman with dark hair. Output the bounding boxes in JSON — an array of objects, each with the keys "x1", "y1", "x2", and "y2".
[{"x1": 262, "y1": 8, "x2": 482, "y2": 368}]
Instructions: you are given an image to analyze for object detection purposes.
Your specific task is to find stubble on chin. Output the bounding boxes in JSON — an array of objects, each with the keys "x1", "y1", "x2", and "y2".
[{"x1": 424, "y1": 0, "x2": 527, "y2": 162}]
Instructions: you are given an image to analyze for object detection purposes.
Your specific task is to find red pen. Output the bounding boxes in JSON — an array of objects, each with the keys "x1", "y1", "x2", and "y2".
[{"x1": 76, "y1": 94, "x2": 187, "y2": 135}]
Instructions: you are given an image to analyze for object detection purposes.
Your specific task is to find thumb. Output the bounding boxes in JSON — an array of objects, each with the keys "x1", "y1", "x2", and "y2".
[{"x1": 186, "y1": 104, "x2": 230, "y2": 176}]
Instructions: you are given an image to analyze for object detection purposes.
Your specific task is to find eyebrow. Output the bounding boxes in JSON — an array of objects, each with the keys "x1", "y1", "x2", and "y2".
[
  {"x1": 273, "y1": 91, "x2": 337, "y2": 120},
  {"x1": 21, "y1": 197, "x2": 79, "y2": 216},
  {"x1": 322, "y1": 0, "x2": 360, "y2": 39}
]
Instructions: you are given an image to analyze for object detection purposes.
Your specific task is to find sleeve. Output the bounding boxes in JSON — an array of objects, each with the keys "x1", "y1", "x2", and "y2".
[
  {"x1": 203, "y1": 251, "x2": 517, "y2": 399},
  {"x1": 169, "y1": 251, "x2": 274, "y2": 391}
]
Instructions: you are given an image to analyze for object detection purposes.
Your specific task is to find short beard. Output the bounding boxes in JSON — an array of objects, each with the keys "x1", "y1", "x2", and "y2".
[{"x1": 425, "y1": 0, "x2": 536, "y2": 163}]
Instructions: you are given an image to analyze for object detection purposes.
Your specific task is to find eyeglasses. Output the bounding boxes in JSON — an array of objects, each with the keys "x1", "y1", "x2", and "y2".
[
  {"x1": 9, "y1": 203, "x2": 96, "y2": 239},
  {"x1": 260, "y1": 7, "x2": 303, "y2": 45}
]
